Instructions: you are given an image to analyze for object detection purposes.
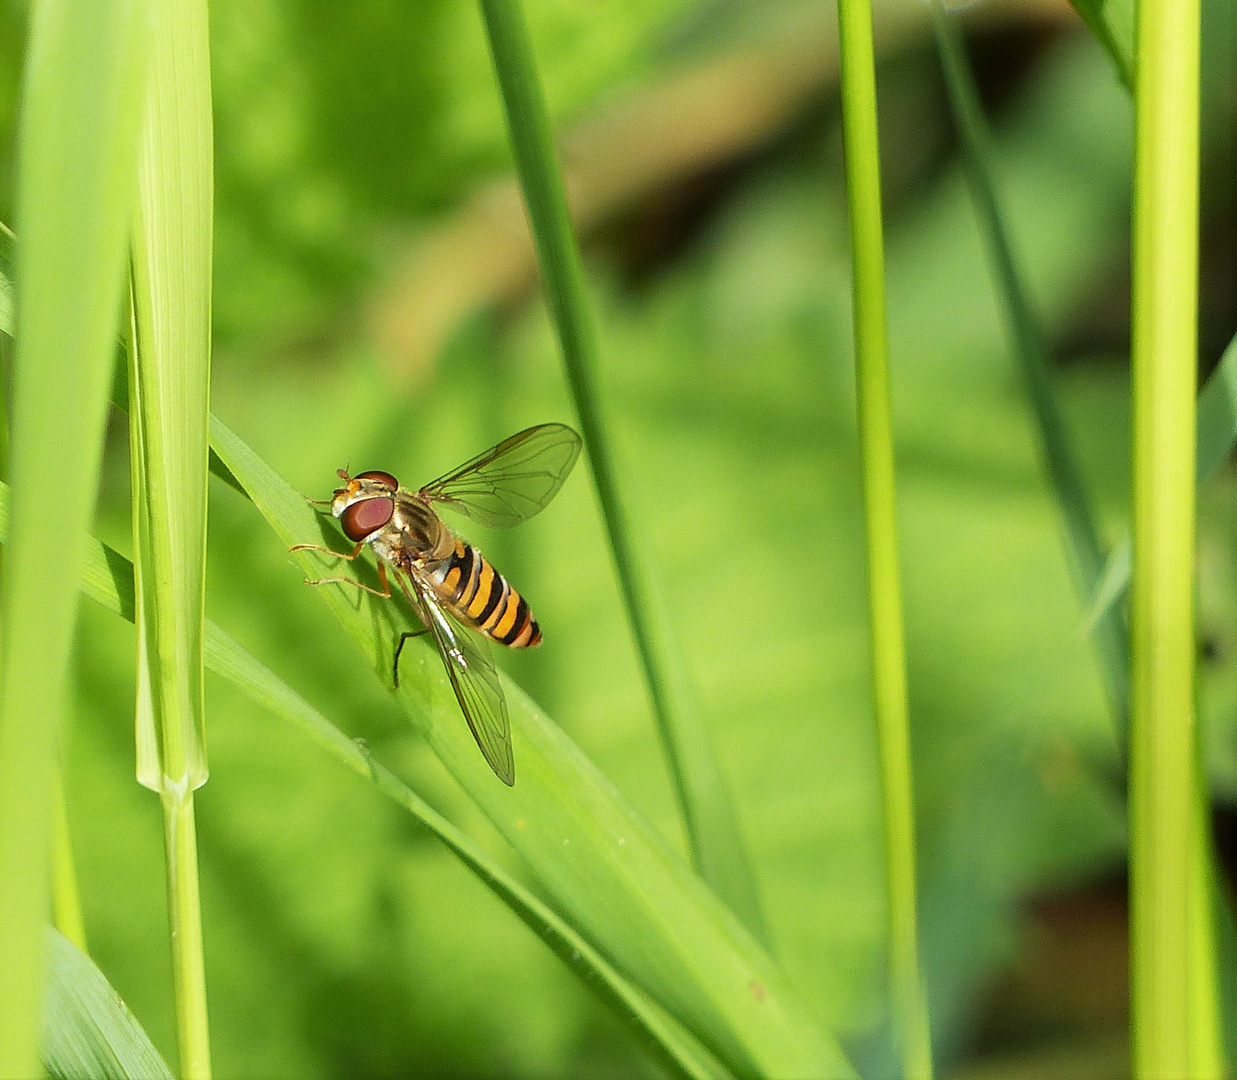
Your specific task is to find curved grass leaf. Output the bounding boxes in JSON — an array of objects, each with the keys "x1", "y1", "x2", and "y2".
[
  {"x1": 0, "y1": 2, "x2": 151, "y2": 1073},
  {"x1": 208, "y1": 415, "x2": 852, "y2": 1078},
  {"x1": 42, "y1": 928, "x2": 175, "y2": 1080},
  {"x1": 476, "y1": 0, "x2": 768, "y2": 946},
  {"x1": 0, "y1": 480, "x2": 724, "y2": 1080},
  {"x1": 933, "y1": 1, "x2": 1130, "y2": 737}
]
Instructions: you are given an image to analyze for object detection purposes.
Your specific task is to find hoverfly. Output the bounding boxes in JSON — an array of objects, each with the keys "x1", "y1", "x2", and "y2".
[{"x1": 294, "y1": 424, "x2": 582, "y2": 786}]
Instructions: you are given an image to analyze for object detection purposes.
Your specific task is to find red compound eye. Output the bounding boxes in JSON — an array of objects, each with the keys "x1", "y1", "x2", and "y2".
[
  {"x1": 340, "y1": 496, "x2": 394, "y2": 541},
  {"x1": 355, "y1": 470, "x2": 398, "y2": 488}
]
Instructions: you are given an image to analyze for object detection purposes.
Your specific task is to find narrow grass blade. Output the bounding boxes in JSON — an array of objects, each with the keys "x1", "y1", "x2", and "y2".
[
  {"x1": 42, "y1": 928, "x2": 175, "y2": 1080},
  {"x1": 0, "y1": 480, "x2": 726, "y2": 1080},
  {"x1": 1084, "y1": 331, "x2": 1237, "y2": 632},
  {"x1": 129, "y1": 0, "x2": 213, "y2": 794},
  {"x1": 0, "y1": 2, "x2": 151, "y2": 1074},
  {"x1": 475, "y1": 0, "x2": 767, "y2": 944},
  {"x1": 209, "y1": 415, "x2": 852, "y2": 1079},
  {"x1": 932, "y1": 18, "x2": 1229, "y2": 1067},
  {"x1": 837, "y1": 0, "x2": 933, "y2": 1076},
  {"x1": 931, "y1": 4, "x2": 1130, "y2": 739},
  {"x1": 1128, "y1": 0, "x2": 1217, "y2": 1073},
  {"x1": 1067, "y1": 0, "x2": 1134, "y2": 88},
  {"x1": 125, "y1": 2, "x2": 214, "y2": 1073}
]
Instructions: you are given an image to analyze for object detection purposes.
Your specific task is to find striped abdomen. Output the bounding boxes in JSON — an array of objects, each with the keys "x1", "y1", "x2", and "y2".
[{"x1": 430, "y1": 539, "x2": 542, "y2": 648}]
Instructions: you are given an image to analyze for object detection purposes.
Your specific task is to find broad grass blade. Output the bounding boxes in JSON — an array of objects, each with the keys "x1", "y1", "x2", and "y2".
[
  {"x1": 0, "y1": 2, "x2": 151, "y2": 1074},
  {"x1": 0, "y1": 480, "x2": 726, "y2": 1080},
  {"x1": 209, "y1": 415, "x2": 853, "y2": 1078}
]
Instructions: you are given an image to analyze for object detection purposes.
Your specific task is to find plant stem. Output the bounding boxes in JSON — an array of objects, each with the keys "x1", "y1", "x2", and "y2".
[
  {"x1": 162, "y1": 788, "x2": 211, "y2": 1079},
  {"x1": 475, "y1": 0, "x2": 766, "y2": 941},
  {"x1": 1128, "y1": 0, "x2": 1216, "y2": 1074},
  {"x1": 835, "y1": 0, "x2": 932, "y2": 1075}
]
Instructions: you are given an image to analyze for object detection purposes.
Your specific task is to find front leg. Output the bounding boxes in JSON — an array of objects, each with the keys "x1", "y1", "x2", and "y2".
[
  {"x1": 291, "y1": 539, "x2": 366, "y2": 561},
  {"x1": 303, "y1": 559, "x2": 392, "y2": 599}
]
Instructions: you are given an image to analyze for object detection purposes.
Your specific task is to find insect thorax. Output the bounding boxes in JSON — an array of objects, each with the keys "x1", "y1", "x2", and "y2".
[{"x1": 370, "y1": 494, "x2": 451, "y2": 568}]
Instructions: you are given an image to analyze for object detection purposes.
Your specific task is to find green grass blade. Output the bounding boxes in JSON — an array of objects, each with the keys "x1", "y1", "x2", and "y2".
[
  {"x1": 0, "y1": 2, "x2": 151, "y2": 1075},
  {"x1": 129, "y1": 0, "x2": 212, "y2": 794},
  {"x1": 202, "y1": 638, "x2": 727, "y2": 1080},
  {"x1": 1067, "y1": 0, "x2": 1135, "y2": 88},
  {"x1": 208, "y1": 415, "x2": 852, "y2": 1079},
  {"x1": 837, "y1": 0, "x2": 933, "y2": 1076},
  {"x1": 930, "y1": 4, "x2": 1130, "y2": 739},
  {"x1": 126, "y1": 2, "x2": 214, "y2": 1073},
  {"x1": 0, "y1": 479, "x2": 726, "y2": 1080},
  {"x1": 42, "y1": 928, "x2": 175, "y2": 1080},
  {"x1": 475, "y1": 0, "x2": 767, "y2": 944},
  {"x1": 204, "y1": 622, "x2": 727, "y2": 1080},
  {"x1": 1128, "y1": 0, "x2": 1218, "y2": 1074}
]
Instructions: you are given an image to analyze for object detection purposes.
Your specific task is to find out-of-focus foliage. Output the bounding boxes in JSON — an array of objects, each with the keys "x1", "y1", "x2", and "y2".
[
  {"x1": 1066, "y1": 0, "x2": 1133, "y2": 85},
  {"x1": 208, "y1": 0, "x2": 699, "y2": 342},
  {"x1": 1, "y1": 0, "x2": 1231, "y2": 1076}
]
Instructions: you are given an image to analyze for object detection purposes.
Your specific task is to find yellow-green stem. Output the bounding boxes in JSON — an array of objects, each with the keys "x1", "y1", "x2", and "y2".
[
  {"x1": 163, "y1": 788, "x2": 210, "y2": 1080},
  {"x1": 835, "y1": 0, "x2": 932, "y2": 1075},
  {"x1": 1128, "y1": 0, "x2": 1214, "y2": 1074}
]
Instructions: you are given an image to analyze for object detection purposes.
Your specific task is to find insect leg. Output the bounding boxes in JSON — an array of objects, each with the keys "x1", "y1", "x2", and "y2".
[
  {"x1": 303, "y1": 562, "x2": 392, "y2": 599},
  {"x1": 393, "y1": 629, "x2": 430, "y2": 689},
  {"x1": 390, "y1": 569, "x2": 433, "y2": 689},
  {"x1": 290, "y1": 539, "x2": 366, "y2": 560},
  {"x1": 302, "y1": 575, "x2": 391, "y2": 597}
]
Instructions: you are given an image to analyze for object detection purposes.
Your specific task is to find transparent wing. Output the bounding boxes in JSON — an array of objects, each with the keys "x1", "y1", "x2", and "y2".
[
  {"x1": 397, "y1": 570, "x2": 515, "y2": 786},
  {"x1": 420, "y1": 423, "x2": 582, "y2": 529}
]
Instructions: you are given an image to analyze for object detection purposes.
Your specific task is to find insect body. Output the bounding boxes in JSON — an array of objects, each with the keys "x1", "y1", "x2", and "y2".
[{"x1": 294, "y1": 424, "x2": 582, "y2": 786}]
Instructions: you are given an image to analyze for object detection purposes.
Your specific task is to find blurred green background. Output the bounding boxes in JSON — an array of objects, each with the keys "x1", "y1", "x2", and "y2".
[{"x1": 2, "y1": 0, "x2": 1235, "y2": 1075}]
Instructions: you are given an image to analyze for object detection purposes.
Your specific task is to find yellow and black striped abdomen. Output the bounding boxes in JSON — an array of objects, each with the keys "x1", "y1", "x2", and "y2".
[{"x1": 431, "y1": 539, "x2": 541, "y2": 648}]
